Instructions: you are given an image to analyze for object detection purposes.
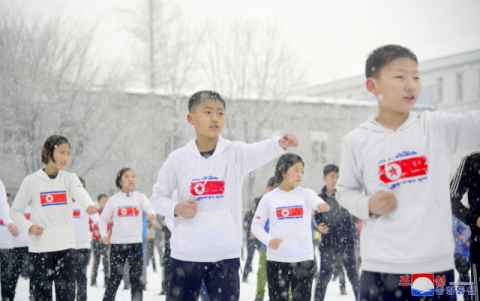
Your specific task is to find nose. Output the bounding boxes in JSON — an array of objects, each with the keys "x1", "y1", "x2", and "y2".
[{"x1": 405, "y1": 77, "x2": 415, "y2": 92}]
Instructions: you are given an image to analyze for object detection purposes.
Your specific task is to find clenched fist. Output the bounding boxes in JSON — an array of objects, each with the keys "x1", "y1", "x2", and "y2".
[
  {"x1": 317, "y1": 203, "x2": 330, "y2": 213},
  {"x1": 269, "y1": 238, "x2": 283, "y2": 250},
  {"x1": 278, "y1": 134, "x2": 299, "y2": 149},
  {"x1": 174, "y1": 200, "x2": 198, "y2": 219},
  {"x1": 318, "y1": 223, "x2": 329, "y2": 235},
  {"x1": 7, "y1": 223, "x2": 19, "y2": 236},
  {"x1": 29, "y1": 225, "x2": 44, "y2": 236},
  {"x1": 103, "y1": 236, "x2": 111, "y2": 245},
  {"x1": 86, "y1": 205, "x2": 98, "y2": 214},
  {"x1": 369, "y1": 190, "x2": 397, "y2": 215}
]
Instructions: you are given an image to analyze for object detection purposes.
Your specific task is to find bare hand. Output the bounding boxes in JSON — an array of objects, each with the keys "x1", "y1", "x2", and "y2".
[
  {"x1": 466, "y1": 241, "x2": 471, "y2": 247},
  {"x1": 174, "y1": 200, "x2": 198, "y2": 219},
  {"x1": 278, "y1": 133, "x2": 299, "y2": 149},
  {"x1": 93, "y1": 230, "x2": 100, "y2": 236},
  {"x1": 318, "y1": 223, "x2": 329, "y2": 235},
  {"x1": 250, "y1": 232, "x2": 256, "y2": 239},
  {"x1": 108, "y1": 219, "x2": 113, "y2": 224},
  {"x1": 476, "y1": 217, "x2": 480, "y2": 228},
  {"x1": 269, "y1": 238, "x2": 283, "y2": 250},
  {"x1": 147, "y1": 214, "x2": 156, "y2": 221},
  {"x1": 86, "y1": 205, "x2": 98, "y2": 214},
  {"x1": 459, "y1": 235, "x2": 468, "y2": 243},
  {"x1": 29, "y1": 225, "x2": 44, "y2": 236},
  {"x1": 7, "y1": 223, "x2": 19, "y2": 236},
  {"x1": 317, "y1": 203, "x2": 330, "y2": 213},
  {"x1": 103, "y1": 236, "x2": 111, "y2": 245},
  {"x1": 369, "y1": 191, "x2": 397, "y2": 215}
]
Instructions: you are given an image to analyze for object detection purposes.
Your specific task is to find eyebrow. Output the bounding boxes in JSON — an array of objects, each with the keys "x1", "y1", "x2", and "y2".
[
  {"x1": 395, "y1": 69, "x2": 419, "y2": 73},
  {"x1": 203, "y1": 106, "x2": 225, "y2": 110}
]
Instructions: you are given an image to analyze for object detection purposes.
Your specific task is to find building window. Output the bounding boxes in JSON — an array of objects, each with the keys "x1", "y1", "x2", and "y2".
[
  {"x1": 436, "y1": 77, "x2": 443, "y2": 104},
  {"x1": 312, "y1": 141, "x2": 327, "y2": 164},
  {"x1": 456, "y1": 73, "x2": 464, "y2": 101}
]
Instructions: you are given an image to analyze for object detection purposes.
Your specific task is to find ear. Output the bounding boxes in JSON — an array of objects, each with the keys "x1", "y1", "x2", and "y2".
[
  {"x1": 323, "y1": 176, "x2": 327, "y2": 182},
  {"x1": 187, "y1": 113, "x2": 195, "y2": 125},
  {"x1": 366, "y1": 78, "x2": 379, "y2": 95}
]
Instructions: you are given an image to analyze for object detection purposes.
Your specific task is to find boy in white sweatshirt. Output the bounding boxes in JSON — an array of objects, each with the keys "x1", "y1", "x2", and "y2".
[
  {"x1": 9, "y1": 135, "x2": 97, "y2": 300},
  {"x1": 336, "y1": 45, "x2": 480, "y2": 300},
  {"x1": 150, "y1": 90, "x2": 299, "y2": 301}
]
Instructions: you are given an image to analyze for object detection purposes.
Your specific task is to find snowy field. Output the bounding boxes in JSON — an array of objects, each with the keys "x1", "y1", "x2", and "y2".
[{"x1": 13, "y1": 246, "x2": 465, "y2": 301}]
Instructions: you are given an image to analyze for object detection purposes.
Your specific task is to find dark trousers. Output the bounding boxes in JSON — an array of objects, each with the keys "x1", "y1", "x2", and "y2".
[
  {"x1": 314, "y1": 245, "x2": 359, "y2": 301},
  {"x1": 242, "y1": 243, "x2": 257, "y2": 281},
  {"x1": 266, "y1": 260, "x2": 315, "y2": 301},
  {"x1": 166, "y1": 257, "x2": 240, "y2": 301},
  {"x1": 454, "y1": 253, "x2": 471, "y2": 301},
  {"x1": 162, "y1": 228, "x2": 171, "y2": 292},
  {"x1": 146, "y1": 240, "x2": 156, "y2": 270},
  {"x1": 0, "y1": 249, "x2": 12, "y2": 300},
  {"x1": 29, "y1": 249, "x2": 76, "y2": 301},
  {"x1": 91, "y1": 240, "x2": 108, "y2": 286},
  {"x1": 103, "y1": 243, "x2": 143, "y2": 301},
  {"x1": 74, "y1": 249, "x2": 91, "y2": 301},
  {"x1": 9, "y1": 247, "x2": 30, "y2": 300},
  {"x1": 359, "y1": 269, "x2": 457, "y2": 301}
]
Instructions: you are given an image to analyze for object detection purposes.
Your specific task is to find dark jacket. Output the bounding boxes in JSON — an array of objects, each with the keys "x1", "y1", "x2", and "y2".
[
  {"x1": 314, "y1": 186, "x2": 357, "y2": 251},
  {"x1": 451, "y1": 152, "x2": 480, "y2": 263},
  {"x1": 244, "y1": 210, "x2": 259, "y2": 248}
]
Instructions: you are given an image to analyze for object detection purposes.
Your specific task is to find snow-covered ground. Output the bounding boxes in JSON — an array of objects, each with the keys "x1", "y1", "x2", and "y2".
[{"x1": 13, "y1": 246, "x2": 465, "y2": 301}]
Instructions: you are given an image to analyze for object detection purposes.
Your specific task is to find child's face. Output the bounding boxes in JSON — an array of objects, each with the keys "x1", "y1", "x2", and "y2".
[
  {"x1": 48, "y1": 143, "x2": 70, "y2": 170},
  {"x1": 323, "y1": 171, "x2": 339, "y2": 191},
  {"x1": 282, "y1": 162, "x2": 304, "y2": 188},
  {"x1": 188, "y1": 99, "x2": 225, "y2": 140},
  {"x1": 98, "y1": 196, "x2": 108, "y2": 210},
  {"x1": 7, "y1": 196, "x2": 12, "y2": 207},
  {"x1": 120, "y1": 170, "x2": 136, "y2": 192},
  {"x1": 369, "y1": 58, "x2": 421, "y2": 114}
]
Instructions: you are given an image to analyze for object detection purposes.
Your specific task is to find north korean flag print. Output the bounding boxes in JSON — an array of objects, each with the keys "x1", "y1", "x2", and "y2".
[
  {"x1": 379, "y1": 156, "x2": 428, "y2": 184},
  {"x1": 0, "y1": 220, "x2": 4, "y2": 226},
  {"x1": 118, "y1": 206, "x2": 139, "y2": 217},
  {"x1": 190, "y1": 180, "x2": 225, "y2": 197},
  {"x1": 24, "y1": 214, "x2": 31, "y2": 220},
  {"x1": 73, "y1": 209, "x2": 81, "y2": 218},
  {"x1": 276, "y1": 206, "x2": 304, "y2": 220},
  {"x1": 40, "y1": 191, "x2": 67, "y2": 207}
]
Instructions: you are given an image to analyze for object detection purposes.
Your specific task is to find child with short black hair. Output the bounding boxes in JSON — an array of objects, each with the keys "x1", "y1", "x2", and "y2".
[
  {"x1": 252, "y1": 153, "x2": 330, "y2": 301},
  {"x1": 336, "y1": 45, "x2": 480, "y2": 300},
  {"x1": 10, "y1": 135, "x2": 97, "y2": 300},
  {"x1": 90, "y1": 193, "x2": 110, "y2": 287},
  {"x1": 150, "y1": 90, "x2": 298, "y2": 301},
  {"x1": 100, "y1": 167, "x2": 156, "y2": 301}
]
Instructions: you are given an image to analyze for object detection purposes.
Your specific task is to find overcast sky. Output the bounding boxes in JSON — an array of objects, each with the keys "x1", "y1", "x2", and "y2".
[{"x1": 2, "y1": 0, "x2": 480, "y2": 88}]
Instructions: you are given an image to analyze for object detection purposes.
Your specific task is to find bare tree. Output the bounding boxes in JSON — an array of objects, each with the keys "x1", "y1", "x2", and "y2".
[{"x1": 202, "y1": 21, "x2": 305, "y2": 206}]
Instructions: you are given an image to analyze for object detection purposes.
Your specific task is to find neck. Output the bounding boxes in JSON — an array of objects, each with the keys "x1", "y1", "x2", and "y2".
[
  {"x1": 279, "y1": 182, "x2": 294, "y2": 192},
  {"x1": 376, "y1": 109, "x2": 409, "y2": 131},
  {"x1": 326, "y1": 187, "x2": 335, "y2": 197},
  {"x1": 122, "y1": 189, "x2": 133, "y2": 195},
  {"x1": 196, "y1": 135, "x2": 218, "y2": 152},
  {"x1": 44, "y1": 164, "x2": 59, "y2": 176}
]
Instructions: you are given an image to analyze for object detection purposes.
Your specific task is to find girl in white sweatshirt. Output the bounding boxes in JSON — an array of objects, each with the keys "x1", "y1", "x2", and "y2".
[
  {"x1": 99, "y1": 168, "x2": 156, "y2": 301},
  {"x1": 9, "y1": 135, "x2": 97, "y2": 301},
  {"x1": 251, "y1": 153, "x2": 330, "y2": 301}
]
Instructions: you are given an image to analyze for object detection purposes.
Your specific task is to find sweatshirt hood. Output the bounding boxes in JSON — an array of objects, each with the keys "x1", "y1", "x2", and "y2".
[
  {"x1": 117, "y1": 190, "x2": 138, "y2": 198},
  {"x1": 186, "y1": 135, "x2": 229, "y2": 159},
  {"x1": 35, "y1": 169, "x2": 64, "y2": 180}
]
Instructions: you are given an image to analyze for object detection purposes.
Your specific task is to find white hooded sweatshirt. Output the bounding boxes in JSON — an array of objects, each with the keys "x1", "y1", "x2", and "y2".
[
  {"x1": 73, "y1": 200, "x2": 100, "y2": 249},
  {"x1": 336, "y1": 110, "x2": 480, "y2": 274},
  {"x1": 0, "y1": 179, "x2": 13, "y2": 249},
  {"x1": 151, "y1": 135, "x2": 285, "y2": 262},
  {"x1": 9, "y1": 170, "x2": 95, "y2": 253}
]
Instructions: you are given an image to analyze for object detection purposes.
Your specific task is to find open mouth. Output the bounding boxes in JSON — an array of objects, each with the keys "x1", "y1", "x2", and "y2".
[{"x1": 404, "y1": 96, "x2": 414, "y2": 100}]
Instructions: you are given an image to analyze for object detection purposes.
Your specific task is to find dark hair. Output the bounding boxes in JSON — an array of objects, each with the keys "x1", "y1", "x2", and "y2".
[
  {"x1": 97, "y1": 194, "x2": 108, "y2": 201},
  {"x1": 78, "y1": 177, "x2": 86, "y2": 188},
  {"x1": 6, "y1": 193, "x2": 11, "y2": 197},
  {"x1": 253, "y1": 197, "x2": 262, "y2": 208},
  {"x1": 115, "y1": 168, "x2": 133, "y2": 189},
  {"x1": 366, "y1": 45, "x2": 417, "y2": 79},
  {"x1": 41, "y1": 135, "x2": 71, "y2": 164},
  {"x1": 267, "y1": 176, "x2": 276, "y2": 188},
  {"x1": 323, "y1": 164, "x2": 339, "y2": 176},
  {"x1": 274, "y1": 153, "x2": 304, "y2": 185},
  {"x1": 188, "y1": 90, "x2": 226, "y2": 113}
]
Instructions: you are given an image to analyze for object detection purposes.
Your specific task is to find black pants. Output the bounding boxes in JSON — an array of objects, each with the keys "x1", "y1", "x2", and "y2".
[
  {"x1": 29, "y1": 249, "x2": 76, "y2": 301},
  {"x1": 266, "y1": 260, "x2": 315, "y2": 301},
  {"x1": 0, "y1": 248, "x2": 12, "y2": 300},
  {"x1": 162, "y1": 227, "x2": 171, "y2": 292},
  {"x1": 167, "y1": 257, "x2": 240, "y2": 301},
  {"x1": 91, "y1": 240, "x2": 108, "y2": 286},
  {"x1": 74, "y1": 249, "x2": 91, "y2": 301},
  {"x1": 314, "y1": 245, "x2": 359, "y2": 301},
  {"x1": 454, "y1": 253, "x2": 471, "y2": 301},
  {"x1": 9, "y1": 247, "x2": 30, "y2": 300},
  {"x1": 359, "y1": 269, "x2": 457, "y2": 301},
  {"x1": 103, "y1": 243, "x2": 143, "y2": 301},
  {"x1": 146, "y1": 240, "x2": 156, "y2": 270},
  {"x1": 242, "y1": 243, "x2": 257, "y2": 281}
]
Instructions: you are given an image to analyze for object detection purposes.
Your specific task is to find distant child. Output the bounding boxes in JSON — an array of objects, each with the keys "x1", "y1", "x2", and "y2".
[
  {"x1": 313, "y1": 164, "x2": 359, "y2": 301},
  {"x1": 9, "y1": 135, "x2": 97, "y2": 300},
  {"x1": 251, "y1": 153, "x2": 330, "y2": 301},
  {"x1": 73, "y1": 177, "x2": 100, "y2": 301},
  {"x1": 150, "y1": 90, "x2": 298, "y2": 301},
  {"x1": 1, "y1": 178, "x2": 18, "y2": 300},
  {"x1": 99, "y1": 168, "x2": 156, "y2": 301},
  {"x1": 336, "y1": 45, "x2": 480, "y2": 300},
  {"x1": 451, "y1": 216, "x2": 471, "y2": 301},
  {"x1": 90, "y1": 194, "x2": 110, "y2": 287},
  {"x1": 242, "y1": 197, "x2": 260, "y2": 283}
]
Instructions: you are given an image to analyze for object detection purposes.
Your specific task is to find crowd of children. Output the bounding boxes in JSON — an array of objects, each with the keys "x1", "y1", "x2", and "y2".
[{"x1": 0, "y1": 44, "x2": 479, "y2": 301}]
